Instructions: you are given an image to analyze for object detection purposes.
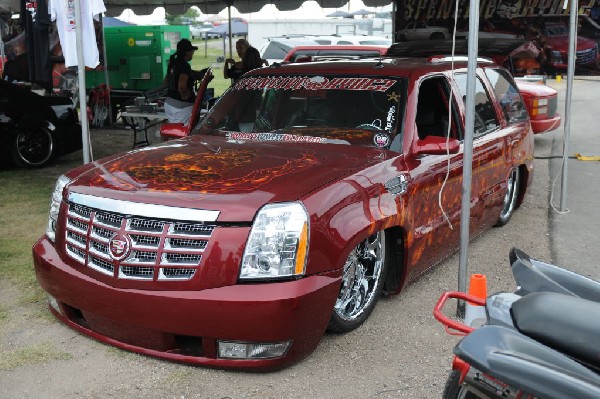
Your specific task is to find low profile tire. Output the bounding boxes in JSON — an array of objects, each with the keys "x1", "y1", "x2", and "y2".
[
  {"x1": 495, "y1": 167, "x2": 521, "y2": 227},
  {"x1": 10, "y1": 124, "x2": 55, "y2": 168},
  {"x1": 327, "y1": 230, "x2": 389, "y2": 333},
  {"x1": 443, "y1": 370, "x2": 481, "y2": 399}
]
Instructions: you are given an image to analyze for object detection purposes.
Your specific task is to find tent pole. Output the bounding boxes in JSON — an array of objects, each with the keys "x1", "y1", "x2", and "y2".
[
  {"x1": 560, "y1": 0, "x2": 578, "y2": 211},
  {"x1": 228, "y1": 5, "x2": 232, "y2": 60},
  {"x1": 100, "y1": 14, "x2": 113, "y2": 125},
  {"x1": 74, "y1": 0, "x2": 91, "y2": 164},
  {"x1": 457, "y1": 0, "x2": 480, "y2": 317}
]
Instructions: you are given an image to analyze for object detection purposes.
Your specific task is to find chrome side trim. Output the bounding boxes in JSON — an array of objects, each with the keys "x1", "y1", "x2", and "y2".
[{"x1": 68, "y1": 192, "x2": 220, "y2": 222}]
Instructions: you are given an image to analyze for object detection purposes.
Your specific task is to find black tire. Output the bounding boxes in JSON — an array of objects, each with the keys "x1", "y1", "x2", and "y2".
[
  {"x1": 327, "y1": 230, "x2": 389, "y2": 333},
  {"x1": 443, "y1": 370, "x2": 482, "y2": 399},
  {"x1": 430, "y1": 32, "x2": 445, "y2": 40},
  {"x1": 10, "y1": 124, "x2": 55, "y2": 168},
  {"x1": 495, "y1": 167, "x2": 521, "y2": 227}
]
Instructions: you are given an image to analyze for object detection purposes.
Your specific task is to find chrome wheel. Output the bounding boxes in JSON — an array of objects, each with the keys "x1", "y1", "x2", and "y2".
[
  {"x1": 496, "y1": 167, "x2": 520, "y2": 226},
  {"x1": 328, "y1": 230, "x2": 388, "y2": 333}
]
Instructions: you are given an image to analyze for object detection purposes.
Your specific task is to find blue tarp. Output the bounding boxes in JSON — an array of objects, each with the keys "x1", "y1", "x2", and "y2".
[{"x1": 207, "y1": 21, "x2": 248, "y2": 37}]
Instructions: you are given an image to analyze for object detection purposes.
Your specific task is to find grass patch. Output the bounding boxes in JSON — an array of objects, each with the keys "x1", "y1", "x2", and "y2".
[
  {"x1": 0, "y1": 304, "x2": 8, "y2": 322},
  {"x1": 0, "y1": 342, "x2": 72, "y2": 371},
  {"x1": 0, "y1": 169, "x2": 58, "y2": 287},
  {"x1": 190, "y1": 38, "x2": 238, "y2": 97}
]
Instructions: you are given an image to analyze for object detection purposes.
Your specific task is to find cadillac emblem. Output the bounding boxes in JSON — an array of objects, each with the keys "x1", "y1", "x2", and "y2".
[{"x1": 108, "y1": 233, "x2": 131, "y2": 261}]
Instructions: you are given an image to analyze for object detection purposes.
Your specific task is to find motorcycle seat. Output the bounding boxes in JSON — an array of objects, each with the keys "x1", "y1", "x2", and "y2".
[{"x1": 512, "y1": 291, "x2": 600, "y2": 370}]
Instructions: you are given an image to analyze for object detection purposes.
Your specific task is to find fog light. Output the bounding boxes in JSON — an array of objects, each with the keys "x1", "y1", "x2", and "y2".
[
  {"x1": 218, "y1": 340, "x2": 291, "y2": 359},
  {"x1": 47, "y1": 294, "x2": 61, "y2": 314}
]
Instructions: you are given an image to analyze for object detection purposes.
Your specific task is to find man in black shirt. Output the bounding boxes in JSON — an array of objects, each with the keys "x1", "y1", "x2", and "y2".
[{"x1": 224, "y1": 39, "x2": 266, "y2": 83}]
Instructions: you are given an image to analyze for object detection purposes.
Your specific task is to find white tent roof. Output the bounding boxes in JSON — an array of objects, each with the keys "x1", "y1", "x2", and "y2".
[
  {"x1": 102, "y1": 0, "x2": 392, "y2": 17},
  {"x1": 1, "y1": 0, "x2": 392, "y2": 17}
]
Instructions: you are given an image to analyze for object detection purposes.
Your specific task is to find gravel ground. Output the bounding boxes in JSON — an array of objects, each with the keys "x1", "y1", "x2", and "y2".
[{"x1": 0, "y1": 126, "x2": 556, "y2": 399}]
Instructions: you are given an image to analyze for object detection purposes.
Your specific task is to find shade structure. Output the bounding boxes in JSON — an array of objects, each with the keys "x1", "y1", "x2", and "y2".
[
  {"x1": 351, "y1": 8, "x2": 377, "y2": 15},
  {"x1": 326, "y1": 10, "x2": 352, "y2": 17},
  {"x1": 101, "y1": 0, "x2": 393, "y2": 17},
  {"x1": 102, "y1": 16, "x2": 134, "y2": 27},
  {"x1": 207, "y1": 20, "x2": 248, "y2": 36}
]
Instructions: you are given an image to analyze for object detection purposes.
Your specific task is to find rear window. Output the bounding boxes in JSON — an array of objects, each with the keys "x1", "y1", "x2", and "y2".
[{"x1": 194, "y1": 74, "x2": 407, "y2": 150}]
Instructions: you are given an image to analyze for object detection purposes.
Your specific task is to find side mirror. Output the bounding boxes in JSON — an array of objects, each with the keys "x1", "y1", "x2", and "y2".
[
  {"x1": 160, "y1": 123, "x2": 188, "y2": 140},
  {"x1": 414, "y1": 135, "x2": 460, "y2": 155}
]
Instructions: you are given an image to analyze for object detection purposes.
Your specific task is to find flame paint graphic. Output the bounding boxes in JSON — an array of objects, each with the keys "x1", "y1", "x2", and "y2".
[{"x1": 96, "y1": 147, "x2": 320, "y2": 193}]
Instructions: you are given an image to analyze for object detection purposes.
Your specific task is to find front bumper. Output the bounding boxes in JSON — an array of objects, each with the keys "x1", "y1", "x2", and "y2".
[
  {"x1": 33, "y1": 237, "x2": 341, "y2": 370},
  {"x1": 531, "y1": 114, "x2": 561, "y2": 134}
]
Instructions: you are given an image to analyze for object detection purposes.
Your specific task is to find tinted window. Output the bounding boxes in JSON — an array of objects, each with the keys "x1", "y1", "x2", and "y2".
[
  {"x1": 484, "y1": 68, "x2": 528, "y2": 124},
  {"x1": 454, "y1": 73, "x2": 499, "y2": 135}
]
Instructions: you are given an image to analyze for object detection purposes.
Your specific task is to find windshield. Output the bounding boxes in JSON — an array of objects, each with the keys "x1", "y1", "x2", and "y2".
[
  {"x1": 545, "y1": 23, "x2": 568, "y2": 36},
  {"x1": 193, "y1": 74, "x2": 406, "y2": 149}
]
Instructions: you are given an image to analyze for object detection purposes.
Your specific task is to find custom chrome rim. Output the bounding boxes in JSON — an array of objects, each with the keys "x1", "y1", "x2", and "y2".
[{"x1": 334, "y1": 231, "x2": 385, "y2": 321}]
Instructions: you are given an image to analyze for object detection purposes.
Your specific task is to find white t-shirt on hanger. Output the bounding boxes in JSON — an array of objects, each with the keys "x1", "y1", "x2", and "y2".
[{"x1": 50, "y1": 0, "x2": 106, "y2": 68}]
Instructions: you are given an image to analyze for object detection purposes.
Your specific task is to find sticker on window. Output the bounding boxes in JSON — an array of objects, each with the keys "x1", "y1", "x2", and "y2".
[
  {"x1": 232, "y1": 76, "x2": 396, "y2": 93},
  {"x1": 227, "y1": 132, "x2": 326, "y2": 144}
]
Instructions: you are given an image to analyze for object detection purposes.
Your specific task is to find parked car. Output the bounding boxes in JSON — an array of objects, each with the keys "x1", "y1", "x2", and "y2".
[
  {"x1": 35, "y1": 56, "x2": 534, "y2": 370},
  {"x1": 511, "y1": 17, "x2": 600, "y2": 71},
  {"x1": 310, "y1": 34, "x2": 391, "y2": 47},
  {"x1": 282, "y1": 45, "x2": 388, "y2": 63},
  {"x1": 258, "y1": 37, "x2": 322, "y2": 64},
  {"x1": 515, "y1": 79, "x2": 561, "y2": 134},
  {"x1": 189, "y1": 22, "x2": 219, "y2": 40},
  {"x1": 0, "y1": 80, "x2": 81, "y2": 168},
  {"x1": 398, "y1": 21, "x2": 449, "y2": 41}
]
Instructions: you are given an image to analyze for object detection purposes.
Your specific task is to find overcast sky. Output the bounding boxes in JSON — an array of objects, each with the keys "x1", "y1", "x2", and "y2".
[{"x1": 118, "y1": 0, "x2": 392, "y2": 24}]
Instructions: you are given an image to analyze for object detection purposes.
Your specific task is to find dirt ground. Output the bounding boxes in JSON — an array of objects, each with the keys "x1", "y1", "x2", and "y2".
[{"x1": 0, "y1": 127, "x2": 556, "y2": 399}]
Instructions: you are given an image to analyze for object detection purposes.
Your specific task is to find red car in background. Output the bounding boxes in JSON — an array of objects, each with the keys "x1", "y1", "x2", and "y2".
[
  {"x1": 282, "y1": 45, "x2": 387, "y2": 63},
  {"x1": 387, "y1": 40, "x2": 561, "y2": 134}
]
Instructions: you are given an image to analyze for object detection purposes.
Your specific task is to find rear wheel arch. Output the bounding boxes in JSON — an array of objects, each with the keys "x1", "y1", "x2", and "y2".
[{"x1": 515, "y1": 164, "x2": 529, "y2": 209}]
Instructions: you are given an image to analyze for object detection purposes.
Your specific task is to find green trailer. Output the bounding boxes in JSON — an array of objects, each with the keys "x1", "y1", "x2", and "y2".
[{"x1": 86, "y1": 25, "x2": 190, "y2": 121}]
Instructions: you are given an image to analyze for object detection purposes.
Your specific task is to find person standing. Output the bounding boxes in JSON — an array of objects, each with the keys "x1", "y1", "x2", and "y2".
[
  {"x1": 223, "y1": 38, "x2": 266, "y2": 82},
  {"x1": 164, "y1": 38, "x2": 207, "y2": 124}
]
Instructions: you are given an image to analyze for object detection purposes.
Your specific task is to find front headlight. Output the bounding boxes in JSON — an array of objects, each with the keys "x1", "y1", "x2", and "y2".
[
  {"x1": 240, "y1": 202, "x2": 309, "y2": 280},
  {"x1": 46, "y1": 175, "x2": 70, "y2": 242},
  {"x1": 551, "y1": 50, "x2": 563, "y2": 64}
]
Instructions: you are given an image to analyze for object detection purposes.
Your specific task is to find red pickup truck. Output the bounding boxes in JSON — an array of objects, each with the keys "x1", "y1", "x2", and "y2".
[{"x1": 35, "y1": 56, "x2": 534, "y2": 370}]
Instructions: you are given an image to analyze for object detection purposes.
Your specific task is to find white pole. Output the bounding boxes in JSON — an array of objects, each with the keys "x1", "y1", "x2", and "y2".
[
  {"x1": 457, "y1": 0, "x2": 480, "y2": 317},
  {"x1": 560, "y1": 0, "x2": 578, "y2": 211},
  {"x1": 74, "y1": 0, "x2": 91, "y2": 164}
]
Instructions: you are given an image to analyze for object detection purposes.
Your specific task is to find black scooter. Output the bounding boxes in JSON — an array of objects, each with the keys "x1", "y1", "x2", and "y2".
[{"x1": 434, "y1": 248, "x2": 600, "y2": 399}]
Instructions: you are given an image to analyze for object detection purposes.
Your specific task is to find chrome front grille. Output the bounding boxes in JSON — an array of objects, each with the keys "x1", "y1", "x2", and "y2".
[
  {"x1": 576, "y1": 47, "x2": 597, "y2": 65},
  {"x1": 64, "y1": 198, "x2": 217, "y2": 281}
]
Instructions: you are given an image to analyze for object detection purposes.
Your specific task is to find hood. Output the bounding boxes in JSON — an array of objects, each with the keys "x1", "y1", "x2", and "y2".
[
  {"x1": 67, "y1": 135, "x2": 389, "y2": 222},
  {"x1": 547, "y1": 35, "x2": 597, "y2": 51}
]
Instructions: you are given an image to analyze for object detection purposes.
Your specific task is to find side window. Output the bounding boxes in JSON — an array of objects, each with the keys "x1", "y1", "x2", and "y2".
[
  {"x1": 416, "y1": 77, "x2": 462, "y2": 140},
  {"x1": 484, "y1": 68, "x2": 528, "y2": 124},
  {"x1": 454, "y1": 73, "x2": 499, "y2": 136}
]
